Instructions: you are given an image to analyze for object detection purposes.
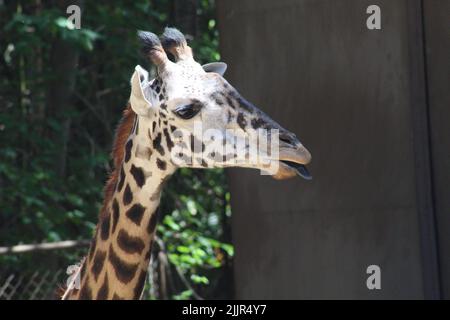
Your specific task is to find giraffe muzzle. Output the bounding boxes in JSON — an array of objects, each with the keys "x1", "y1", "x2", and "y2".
[{"x1": 274, "y1": 144, "x2": 312, "y2": 180}]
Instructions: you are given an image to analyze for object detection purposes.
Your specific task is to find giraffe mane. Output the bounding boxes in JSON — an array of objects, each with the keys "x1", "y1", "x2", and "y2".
[{"x1": 101, "y1": 104, "x2": 136, "y2": 219}]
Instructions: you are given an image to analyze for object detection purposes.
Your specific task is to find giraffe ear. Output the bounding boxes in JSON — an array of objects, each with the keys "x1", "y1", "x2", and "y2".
[
  {"x1": 130, "y1": 65, "x2": 153, "y2": 117},
  {"x1": 202, "y1": 62, "x2": 227, "y2": 76}
]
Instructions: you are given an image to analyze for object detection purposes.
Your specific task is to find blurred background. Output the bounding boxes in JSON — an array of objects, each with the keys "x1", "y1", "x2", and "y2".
[{"x1": 1, "y1": 0, "x2": 449, "y2": 300}]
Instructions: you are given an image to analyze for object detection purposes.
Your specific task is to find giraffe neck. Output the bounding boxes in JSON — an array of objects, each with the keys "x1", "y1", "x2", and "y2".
[{"x1": 70, "y1": 116, "x2": 175, "y2": 300}]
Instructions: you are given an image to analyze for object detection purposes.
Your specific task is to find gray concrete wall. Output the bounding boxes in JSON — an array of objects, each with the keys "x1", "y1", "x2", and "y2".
[
  {"x1": 217, "y1": 0, "x2": 448, "y2": 299},
  {"x1": 424, "y1": 0, "x2": 450, "y2": 299}
]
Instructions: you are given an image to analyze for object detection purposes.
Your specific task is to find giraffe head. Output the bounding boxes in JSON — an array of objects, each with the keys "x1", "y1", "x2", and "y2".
[{"x1": 130, "y1": 28, "x2": 311, "y2": 180}]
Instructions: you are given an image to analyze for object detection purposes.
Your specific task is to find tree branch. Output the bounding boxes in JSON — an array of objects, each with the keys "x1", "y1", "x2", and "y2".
[{"x1": 0, "y1": 240, "x2": 90, "y2": 255}]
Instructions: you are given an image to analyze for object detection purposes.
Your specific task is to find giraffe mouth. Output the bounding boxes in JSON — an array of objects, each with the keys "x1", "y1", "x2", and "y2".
[
  {"x1": 280, "y1": 161, "x2": 312, "y2": 180},
  {"x1": 272, "y1": 144, "x2": 312, "y2": 180}
]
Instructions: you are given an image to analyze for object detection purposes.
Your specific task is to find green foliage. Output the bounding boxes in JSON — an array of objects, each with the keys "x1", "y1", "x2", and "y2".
[
  {"x1": 158, "y1": 168, "x2": 233, "y2": 298},
  {"x1": 0, "y1": 0, "x2": 232, "y2": 299}
]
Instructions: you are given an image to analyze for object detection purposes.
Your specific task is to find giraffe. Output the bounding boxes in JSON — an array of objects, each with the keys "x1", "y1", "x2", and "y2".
[{"x1": 62, "y1": 28, "x2": 311, "y2": 300}]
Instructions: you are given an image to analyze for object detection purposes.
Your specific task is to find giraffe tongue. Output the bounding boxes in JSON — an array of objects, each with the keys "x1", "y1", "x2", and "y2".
[{"x1": 281, "y1": 161, "x2": 312, "y2": 180}]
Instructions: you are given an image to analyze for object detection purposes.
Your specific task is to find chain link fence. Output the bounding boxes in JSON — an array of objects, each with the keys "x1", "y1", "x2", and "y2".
[
  {"x1": 0, "y1": 241, "x2": 88, "y2": 300},
  {"x1": 0, "y1": 269, "x2": 64, "y2": 300}
]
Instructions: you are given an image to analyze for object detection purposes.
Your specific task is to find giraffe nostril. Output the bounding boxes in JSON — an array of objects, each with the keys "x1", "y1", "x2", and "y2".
[
  {"x1": 279, "y1": 132, "x2": 298, "y2": 146},
  {"x1": 280, "y1": 136, "x2": 291, "y2": 144}
]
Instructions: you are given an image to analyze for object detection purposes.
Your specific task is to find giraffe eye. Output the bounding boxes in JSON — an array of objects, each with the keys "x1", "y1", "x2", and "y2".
[{"x1": 174, "y1": 103, "x2": 202, "y2": 120}]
